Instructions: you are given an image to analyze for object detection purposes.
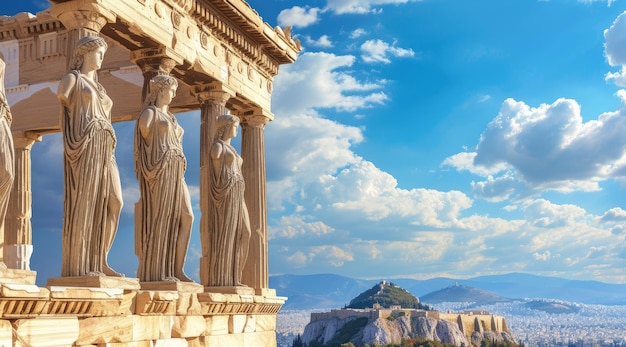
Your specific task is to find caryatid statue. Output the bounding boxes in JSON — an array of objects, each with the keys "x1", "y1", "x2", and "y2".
[
  {"x1": 0, "y1": 53, "x2": 14, "y2": 259},
  {"x1": 134, "y1": 75, "x2": 193, "y2": 282},
  {"x1": 206, "y1": 114, "x2": 251, "y2": 287},
  {"x1": 57, "y1": 36, "x2": 123, "y2": 277}
]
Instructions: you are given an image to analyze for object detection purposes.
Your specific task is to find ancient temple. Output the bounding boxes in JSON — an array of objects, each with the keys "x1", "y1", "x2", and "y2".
[{"x1": 0, "y1": 0, "x2": 300, "y2": 345}]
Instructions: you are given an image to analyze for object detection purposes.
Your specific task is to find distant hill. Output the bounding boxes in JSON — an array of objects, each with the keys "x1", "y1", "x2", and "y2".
[
  {"x1": 347, "y1": 281, "x2": 428, "y2": 309},
  {"x1": 270, "y1": 272, "x2": 626, "y2": 310},
  {"x1": 524, "y1": 299, "x2": 580, "y2": 314},
  {"x1": 419, "y1": 283, "x2": 511, "y2": 305},
  {"x1": 270, "y1": 273, "x2": 377, "y2": 310}
]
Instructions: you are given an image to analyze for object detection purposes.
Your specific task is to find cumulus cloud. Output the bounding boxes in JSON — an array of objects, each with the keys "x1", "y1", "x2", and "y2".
[
  {"x1": 271, "y1": 52, "x2": 388, "y2": 115},
  {"x1": 325, "y1": 0, "x2": 419, "y2": 14},
  {"x1": 471, "y1": 174, "x2": 517, "y2": 202},
  {"x1": 444, "y1": 97, "x2": 626, "y2": 197},
  {"x1": 604, "y1": 11, "x2": 626, "y2": 85},
  {"x1": 350, "y1": 28, "x2": 368, "y2": 39},
  {"x1": 360, "y1": 39, "x2": 415, "y2": 63},
  {"x1": 305, "y1": 35, "x2": 333, "y2": 48},
  {"x1": 277, "y1": 6, "x2": 321, "y2": 28}
]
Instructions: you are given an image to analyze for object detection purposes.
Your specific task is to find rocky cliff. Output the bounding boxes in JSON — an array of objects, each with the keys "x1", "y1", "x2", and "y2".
[{"x1": 301, "y1": 313, "x2": 517, "y2": 347}]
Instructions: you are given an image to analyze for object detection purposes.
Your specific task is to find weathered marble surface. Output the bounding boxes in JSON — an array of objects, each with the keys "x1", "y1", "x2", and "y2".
[
  {"x1": 135, "y1": 74, "x2": 193, "y2": 283},
  {"x1": 206, "y1": 114, "x2": 251, "y2": 287},
  {"x1": 57, "y1": 36, "x2": 123, "y2": 278}
]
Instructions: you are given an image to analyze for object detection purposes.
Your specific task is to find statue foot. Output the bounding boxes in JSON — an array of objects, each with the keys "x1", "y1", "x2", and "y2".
[
  {"x1": 103, "y1": 265, "x2": 124, "y2": 277},
  {"x1": 175, "y1": 272, "x2": 194, "y2": 282},
  {"x1": 87, "y1": 271, "x2": 104, "y2": 277},
  {"x1": 164, "y1": 276, "x2": 179, "y2": 282}
]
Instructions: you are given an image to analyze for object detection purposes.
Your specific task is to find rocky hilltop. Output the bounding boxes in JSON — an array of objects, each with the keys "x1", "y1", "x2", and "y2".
[{"x1": 299, "y1": 281, "x2": 517, "y2": 347}]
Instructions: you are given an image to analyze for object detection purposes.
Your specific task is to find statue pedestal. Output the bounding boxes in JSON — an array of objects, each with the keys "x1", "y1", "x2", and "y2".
[
  {"x1": 46, "y1": 276, "x2": 140, "y2": 290},
  {"x1": 140, "y1": 281, "x2": 203, "y2": 293},
  {"x1": 204, "y1": 286, "x2": 255, "y2": 295}
]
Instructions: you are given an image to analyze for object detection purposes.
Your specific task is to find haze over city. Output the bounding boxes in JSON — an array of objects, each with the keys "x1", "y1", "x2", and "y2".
[{"x1": 2, "y1": 0, "x2": 626, "y2": 285}]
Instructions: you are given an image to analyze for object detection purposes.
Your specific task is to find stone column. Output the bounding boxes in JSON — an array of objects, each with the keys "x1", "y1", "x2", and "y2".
[
  {"x1": 130, "y1": 47, "x2": 182, "y2": 103},
  {"x1": 239, "y1": 108, "x2": 273, "y2": 294},
  {"x1": 4, "y1": 132, "x2": 40, "y2": 270},
  {"x1": 194, "y1": 82, "x2": 234, "y2": 287}
]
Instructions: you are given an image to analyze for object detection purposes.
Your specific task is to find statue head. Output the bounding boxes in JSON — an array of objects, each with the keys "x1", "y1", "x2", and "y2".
[
  {"x1": 70, "y1": 36, "x2": 108, "y2": 71},
  {"x1": 144, "y1": 74, "x2": 178, "y2": 106},
  {"x1": 215, "y1": 114, "x2": 240, "y2": 140}
]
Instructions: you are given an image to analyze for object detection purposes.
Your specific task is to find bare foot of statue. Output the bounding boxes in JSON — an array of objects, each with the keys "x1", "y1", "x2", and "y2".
[
  {"x1": 103, "y1": 265, "x2": 124, "y2": 277},
  {"x1": 175, "y1": 271, "x2": 194, "y2": 282},
  {"x1": 164, "y1": 276, "x2": 179, "y2": 282}
]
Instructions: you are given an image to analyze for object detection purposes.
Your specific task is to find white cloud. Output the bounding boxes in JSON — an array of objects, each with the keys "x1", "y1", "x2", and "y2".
[
  {"x1": 305, "y1": 35, "x2": 333, "y2": 48},
  {"x1": 277, "y1": 6, "x2": 321, "y2": 28},
  {"x1": 269, "y1": 215, "x2": 335, "y2": 239},
  {"x1": 360, "y1": 39, "x2": 415, "y2": 64},
  {"x1": 325, "y1": 0, "x2": 419, "y2": 14},
  {"x1": 350, "y1": 28, "x2": 368, "y2": 39},
  {"x1": 471, "y1": 174, "x2": 517, "y2": 202},
  {"x1": 604, "y1": 11, "x2": 626, "y2": 85},
  {"x1": 579, "y1": 0, "x2": 616, "y2": 6},
  {"x1": 271, "y1": 52, "x2": 388, "y2": 115},
  {"x1": 444, "y1": 97, "x2": 626, "y2": 196}
]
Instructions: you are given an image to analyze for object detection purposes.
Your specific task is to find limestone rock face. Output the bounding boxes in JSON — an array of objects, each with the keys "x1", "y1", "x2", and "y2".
[
  {"x1": 302, "y1": 315, "x2": 473, "y2": 347},
  {"x1": 471, "y1": 330, "x2": 518, "y2": 346},
  {"x1": 301, "y1": 316, "x2": 356, "y2": 345},
  {"x1": 435, "y1": 319, "x2": 470, "y2": 346},
  {"x1": 411, "y1": 316, "x2": 438, "y2": 340},
  {"x1": 358, "y1": 316, "x2": 412, "y2": 346}
]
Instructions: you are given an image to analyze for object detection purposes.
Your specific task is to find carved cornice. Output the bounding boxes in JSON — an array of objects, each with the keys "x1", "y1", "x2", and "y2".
[{"x1": 0, "y1": 12, "x2": 64, "y2": 41}]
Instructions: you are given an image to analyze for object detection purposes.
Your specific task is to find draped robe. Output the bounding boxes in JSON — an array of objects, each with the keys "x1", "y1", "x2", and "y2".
[
  {"x1": 0, "y1": 92, "x2": 13, "y2": 232},
  {"x1": 207, "y1": 140, "x2": 251, "y2": 286},
  {"x1": 60, "y1": 71, "x2": 119, "y2": 276},
  {"x1": 134, "y1": 106, "x2": 191, "y2": 281}
]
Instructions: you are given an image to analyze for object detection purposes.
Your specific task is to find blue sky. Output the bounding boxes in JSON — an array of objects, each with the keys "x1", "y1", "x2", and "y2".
[{"x1": 3, "y1": 0, "x2": 626, "y2": 285}]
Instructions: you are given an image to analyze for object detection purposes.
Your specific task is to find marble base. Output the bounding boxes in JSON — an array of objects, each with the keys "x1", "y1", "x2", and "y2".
[
  {"x1": 46, "y1": 276, "x2": 140, "y2": 290},
  {"x1": 0, "y1": 266, "x2": 36, "y2": 285},
  {"x1": 140, "y1": 281, "x2": 203, "y2": 293},
  {"x1": 204, "y1": 286, "x2": 255, "y2": 295}
]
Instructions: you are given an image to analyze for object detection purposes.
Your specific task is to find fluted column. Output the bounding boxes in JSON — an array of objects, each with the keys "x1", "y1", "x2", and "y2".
[
  {"x1": 130, "y1": 47, "x2": 182, "y2": 103},
  {"x1": 4, "y1": 132, "x2": 40, "y2": 270},
  {"x1": 239, "y1": 108, "x2": 273, "y2": 293},
  {"x1": 194, "y1": 82, "x2": 234, "y2": 286}
]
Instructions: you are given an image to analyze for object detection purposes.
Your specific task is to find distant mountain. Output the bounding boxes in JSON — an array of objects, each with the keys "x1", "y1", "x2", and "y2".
[
  {"x1": 347, "y1": 280, "x2": 427, "y2": 309},
  {"x1": 524, "y1": 299, "x2": 580, "y2": 314},
  {"x1": 270, "y1": 273, "x2": 377, "y2": 310},
  {"x1": 419, "y1": 284, "x2": 512, "y2": 305},
  {"x1": 270, "y1": 272, "x2": 626, "y2": 310}
]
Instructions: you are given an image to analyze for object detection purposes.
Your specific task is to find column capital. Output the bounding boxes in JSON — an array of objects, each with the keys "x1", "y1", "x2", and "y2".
[
  {"x1": 193, "y1": 82, "x2": 235, "y2": 106},
  {"x1": 130, "y1": 47, "x2": 184, "y2": 74},
  {"x1": 12, "y1": 131, "x2": 41, "y2": 149},
  {"x1": 50, "y1": 4, "x2": 116, "y2": 32},
  {"x1": 237, "y1": 107, "x2": 274, "y2": 128}
]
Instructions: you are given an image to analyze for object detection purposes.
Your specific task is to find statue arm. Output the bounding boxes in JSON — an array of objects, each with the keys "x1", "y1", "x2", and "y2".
[
  {"x1": 138, "y1": 107, "x2": 155, "y2": 140},
  {"x1": 57, "y1": 73, "x2": 77, "y2": 107},
  {"x1": 211, "y1": 141, "x2": 224, "y2": 178}
]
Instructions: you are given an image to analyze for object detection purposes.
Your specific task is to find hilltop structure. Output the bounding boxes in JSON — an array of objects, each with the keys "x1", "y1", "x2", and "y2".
[
  {"x1": 301, "y1": 281, "x2": 516, "y2": 347},
  {"x1": 0, "y1": 0, "x2": 299, "y2": 345}
]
